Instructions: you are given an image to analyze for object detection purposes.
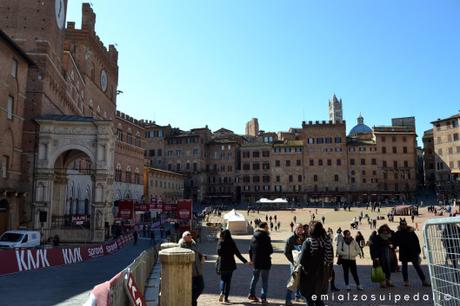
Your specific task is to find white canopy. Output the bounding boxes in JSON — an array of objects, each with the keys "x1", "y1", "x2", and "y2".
[
  {"x1": 223, "y1": 209, "x2": 246, "y2": 221},
  {"x1": 256, "y1": 198, "x2": 288, "y2": 204}
]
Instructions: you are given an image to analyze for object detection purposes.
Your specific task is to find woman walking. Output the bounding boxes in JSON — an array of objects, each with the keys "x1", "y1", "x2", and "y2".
[
  {"x1": 337, "y1": 230, "x2": 363, "y2": 291},
  {"x1": 299, "y1": 221, "x2": 334, "y2": 306},
  {"x1": 216, "y1": 229, "x2": 249, "y2": 303},
  {"x1": 370, "y1": 224, "x2": 396, "y2": 288}
]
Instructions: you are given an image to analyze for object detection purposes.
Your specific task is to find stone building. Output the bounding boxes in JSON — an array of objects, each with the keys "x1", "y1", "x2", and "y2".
[
  {"x1": 422, "y1": 129, "x2": 435, "y2": 189},
  {"x1": 346, "y1": 116, "x2": 417, "y2": 202},
  {"x1": 373, "y1": 124, "x2": 418, "y2": 198},
  {"x1": 0, "y1": 30, "x2": 33, "y2": 234},
  {"x1": 431, "y1": 114, "x2": 460, "y2": 200},
  {"x1": 347, "y1": 115, "x2": 381, "y2": 201},
  {"x1": 114, "y1": 111, "x2": 145, "y2": 203},
  {"x1": 144, "y1": 167, "x2": 184, "y2": 203}
]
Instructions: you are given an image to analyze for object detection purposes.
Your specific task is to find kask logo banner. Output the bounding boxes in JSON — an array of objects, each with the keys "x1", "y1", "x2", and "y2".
[{"x1": 0, "y1": 234, "x2": 133, "y2": 276}]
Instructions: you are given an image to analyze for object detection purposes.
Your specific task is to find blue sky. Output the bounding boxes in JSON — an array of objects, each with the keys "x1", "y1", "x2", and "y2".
[{"x1": 67, "y1": 1, "x2": 460, "y2": 142}]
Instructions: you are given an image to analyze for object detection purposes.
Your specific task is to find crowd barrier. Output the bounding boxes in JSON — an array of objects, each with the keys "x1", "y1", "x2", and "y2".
[
  {"x1": 85, "y1": 244, "x2": 160, "y2": 306},
  {"x1": 0, "y1": 234, "x2": 133, "y2": 276}
]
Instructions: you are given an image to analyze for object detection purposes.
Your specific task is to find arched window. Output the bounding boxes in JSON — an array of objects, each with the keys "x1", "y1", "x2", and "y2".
[{"x1": 115, "y1": 163, "x2": 122, "y2": 181}]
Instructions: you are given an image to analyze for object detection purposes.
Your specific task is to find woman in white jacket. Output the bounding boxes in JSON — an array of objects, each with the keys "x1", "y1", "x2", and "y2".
[{"x1": 337, "y1": 230, "x2": 363, "y2": 291}]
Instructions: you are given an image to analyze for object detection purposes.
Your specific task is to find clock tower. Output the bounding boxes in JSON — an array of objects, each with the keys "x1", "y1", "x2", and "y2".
[{"x1": 0, "y1": 0, "x2": 68, "y2": 67}]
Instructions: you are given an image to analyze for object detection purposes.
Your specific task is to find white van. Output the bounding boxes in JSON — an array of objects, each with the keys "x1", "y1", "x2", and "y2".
[{"x1": 0, "y1": 230, "x2": 41, "y2": 248}]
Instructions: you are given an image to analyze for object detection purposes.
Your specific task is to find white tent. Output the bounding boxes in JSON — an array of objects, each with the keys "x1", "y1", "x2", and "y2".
[
  {"x1": 256, "y1": 198, "x2": 288, "y2": 204},
  {"x1": 224, "y1": 209, "x2": 248, "y2": 234}
]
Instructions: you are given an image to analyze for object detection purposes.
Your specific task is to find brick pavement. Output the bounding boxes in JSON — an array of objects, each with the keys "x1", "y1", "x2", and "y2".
[{"x1": 197, "y1": 208, "x2": 435, "y2": 306}]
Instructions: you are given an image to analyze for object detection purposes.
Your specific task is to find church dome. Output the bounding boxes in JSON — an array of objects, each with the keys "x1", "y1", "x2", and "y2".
[{"x1": 349, "y1": 115, "x2": 372, "y2": 137}]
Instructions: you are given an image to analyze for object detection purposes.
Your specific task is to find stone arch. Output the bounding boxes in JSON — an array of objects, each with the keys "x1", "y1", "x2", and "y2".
[
  {"x1": 34, "y1": 117, "x2": 114, "y2": 242},
  {"x1": 50, "y1": 144, "x2": 95, "y2": 169}
]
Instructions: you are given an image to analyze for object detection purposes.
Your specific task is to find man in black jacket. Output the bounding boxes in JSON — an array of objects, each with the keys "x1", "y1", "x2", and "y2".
[
  {"x1": 248, "y1": 222, "x2": 273, "y2": 304},
  {"x1": 394, "y1": 218, "x2": 430, "y2": 287},
  {"x1": 284, "y1": 223, "x2": 304, "y2": 305}
]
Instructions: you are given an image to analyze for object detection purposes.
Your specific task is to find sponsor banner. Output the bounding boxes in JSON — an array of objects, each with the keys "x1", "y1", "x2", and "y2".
[
  {"x1": 177, "y1": 199, "x2": 193, "y2": 221},
  {"x1": 134, "y1": 204, "x2": 149, "y2": 212},
  {"x1": 0, "y1": 234, "x2": 133, "y2": 276},
  {"x1": 72, "y1": 215, "x2": 88, "y2": 225}
]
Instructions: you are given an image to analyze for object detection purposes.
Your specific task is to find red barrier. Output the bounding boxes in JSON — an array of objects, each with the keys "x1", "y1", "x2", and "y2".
[{"x1": 0, "y1": 234, "x2": 133, "y2": 276}]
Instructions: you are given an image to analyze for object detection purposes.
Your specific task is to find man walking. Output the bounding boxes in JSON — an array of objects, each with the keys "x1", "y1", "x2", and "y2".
[
  {"x1": 394, "y1": 219, "x2": 430, "y2": 287},
  {"x1": 179, "y1": 231, "x2": 205, "y2": 306},
  {"x1": 284, "y1": 224, "x2": 305, "y2": 305},
  {"x1": 248, "y1": 222, "x2": 273, "y2": 304}
]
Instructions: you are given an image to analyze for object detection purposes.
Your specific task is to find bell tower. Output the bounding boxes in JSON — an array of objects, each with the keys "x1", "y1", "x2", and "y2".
[{"x1": 0, "y1": 0, "x2": 68, "y2": 66}]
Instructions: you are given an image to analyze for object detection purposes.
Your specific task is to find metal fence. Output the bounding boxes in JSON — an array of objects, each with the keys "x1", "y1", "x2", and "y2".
[
  {"x1": 109, "y1": 245, "x2": 160, "y2": 306},
  {"x1": 423, "y1": 217, "x2": 460, "y2": 306}
]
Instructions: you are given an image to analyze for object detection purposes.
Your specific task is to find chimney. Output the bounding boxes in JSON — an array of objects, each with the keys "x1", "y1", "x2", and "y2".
[
  {"x1": 109, "y1": 44, "x2": 118, "y2": 63},
  {"x1": 82, "y1": 3, "x2": 96, "y2": 32}
]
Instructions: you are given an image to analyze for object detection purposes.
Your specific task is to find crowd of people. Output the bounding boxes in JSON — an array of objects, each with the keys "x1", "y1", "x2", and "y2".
[{"x1": 177, "y1": 206, "x2": 439, "y2": 306}]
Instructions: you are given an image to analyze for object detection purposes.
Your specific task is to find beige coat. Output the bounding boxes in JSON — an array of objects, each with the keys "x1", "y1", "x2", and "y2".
[{"x1": 337, "y1": 239, "x2": 361, "y2": 260}]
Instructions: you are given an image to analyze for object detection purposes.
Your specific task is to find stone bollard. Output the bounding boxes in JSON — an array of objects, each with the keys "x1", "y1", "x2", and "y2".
[
  {"x1": 159, "y1": 247, "x2": 195, "y2": 306},
  {"x1": 160, "y1": 242, "x2": 178, "y2": 250}
]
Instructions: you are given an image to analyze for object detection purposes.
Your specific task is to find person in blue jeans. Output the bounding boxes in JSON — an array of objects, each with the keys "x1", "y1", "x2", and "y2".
[
  {"x1": 284, "y1": 223, "x2": 305, "y2": 305},
  {"x1": 248, "y1": 222, "x2": 273, "y2": 304},
  {"x1": 216, "y1": 229, "x2": 250, "y2": 303}
]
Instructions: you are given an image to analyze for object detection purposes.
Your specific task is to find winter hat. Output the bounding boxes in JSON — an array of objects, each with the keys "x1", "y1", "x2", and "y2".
[{"x1": 400, "y1": 218, "x2": 407, "y2": 226}]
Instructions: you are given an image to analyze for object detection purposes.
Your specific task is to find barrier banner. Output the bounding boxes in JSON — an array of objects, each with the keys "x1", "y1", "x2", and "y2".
[
  {"x1": 124, "y1": 271, "x2": 146, "y2": 306},
  {"x1": 0, "y1": 234, "x2": 133, "y2": 276}
]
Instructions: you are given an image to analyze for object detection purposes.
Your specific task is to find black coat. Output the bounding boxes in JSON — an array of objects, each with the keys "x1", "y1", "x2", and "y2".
[
  {"x1": 393, "y1": 226, "x2": 421, "y2": 262},
  {"x1": 217, "y1": 240, "x2": 247, "y2": 272},
  {"x1": 298, "y1": 237, "x2": 333, "y2": 298},
  {"x1": 249, "y1": 229, "x2": 273, "y2": 269},
  {"x1": 369, "y1": 234, "x2": 394, "y2": 260}
]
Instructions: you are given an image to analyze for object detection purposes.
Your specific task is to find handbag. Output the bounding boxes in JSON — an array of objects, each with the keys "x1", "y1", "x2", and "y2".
[
  {"x1": 337, "y1": 255, "x2": 343, "y2": 265},
  {"x1": 215, "y1": 257, "x2": 221, "y2": 275},
  {"x1": 371, "y1": 265, "x2": 385, "y2": 283},
  {"x1": 287, "y1": 264, "x2": 302, "y2": 291}
]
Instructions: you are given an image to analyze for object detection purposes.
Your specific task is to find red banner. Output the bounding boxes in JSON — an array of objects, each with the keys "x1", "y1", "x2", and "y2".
[
  {"x1": 117, "y1": 200, "x2": 134, "y2": 220},
  {"x1": 177, "y1": 199, "x2": 193, "y2": 221},
  {"x1": 0, "y1": 234, "x2": 133, "y2": 276}
]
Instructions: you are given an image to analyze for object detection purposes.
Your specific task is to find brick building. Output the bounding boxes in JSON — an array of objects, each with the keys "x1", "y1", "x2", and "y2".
[
  {"x1": 0, "y1": 2, "x2": 148, "y2": 241},
  {"x1": 237, "y1": 141, "x2": 274, "y2": 203},
  {"x1": 161, "y1": 126, "x2": 212, "y2": 202},
  {"x1": 205, "y1": 137, "x2": 240, "y2": 204},
  {"x1": 422, "y1": 129, "x2": 435, "y2": 189},
  {"x1": 114, "y1": 111, "x2": 145, "y2": 202},
  {"x1": 301, "y1": 119, "x2": 349, "y2": 202},
  {"x1": 0, "y1": 30, "x2": 33, "y2": 233},
  {"x1": 143, "y1": 121, "x2": 174, "y2": 169}
]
